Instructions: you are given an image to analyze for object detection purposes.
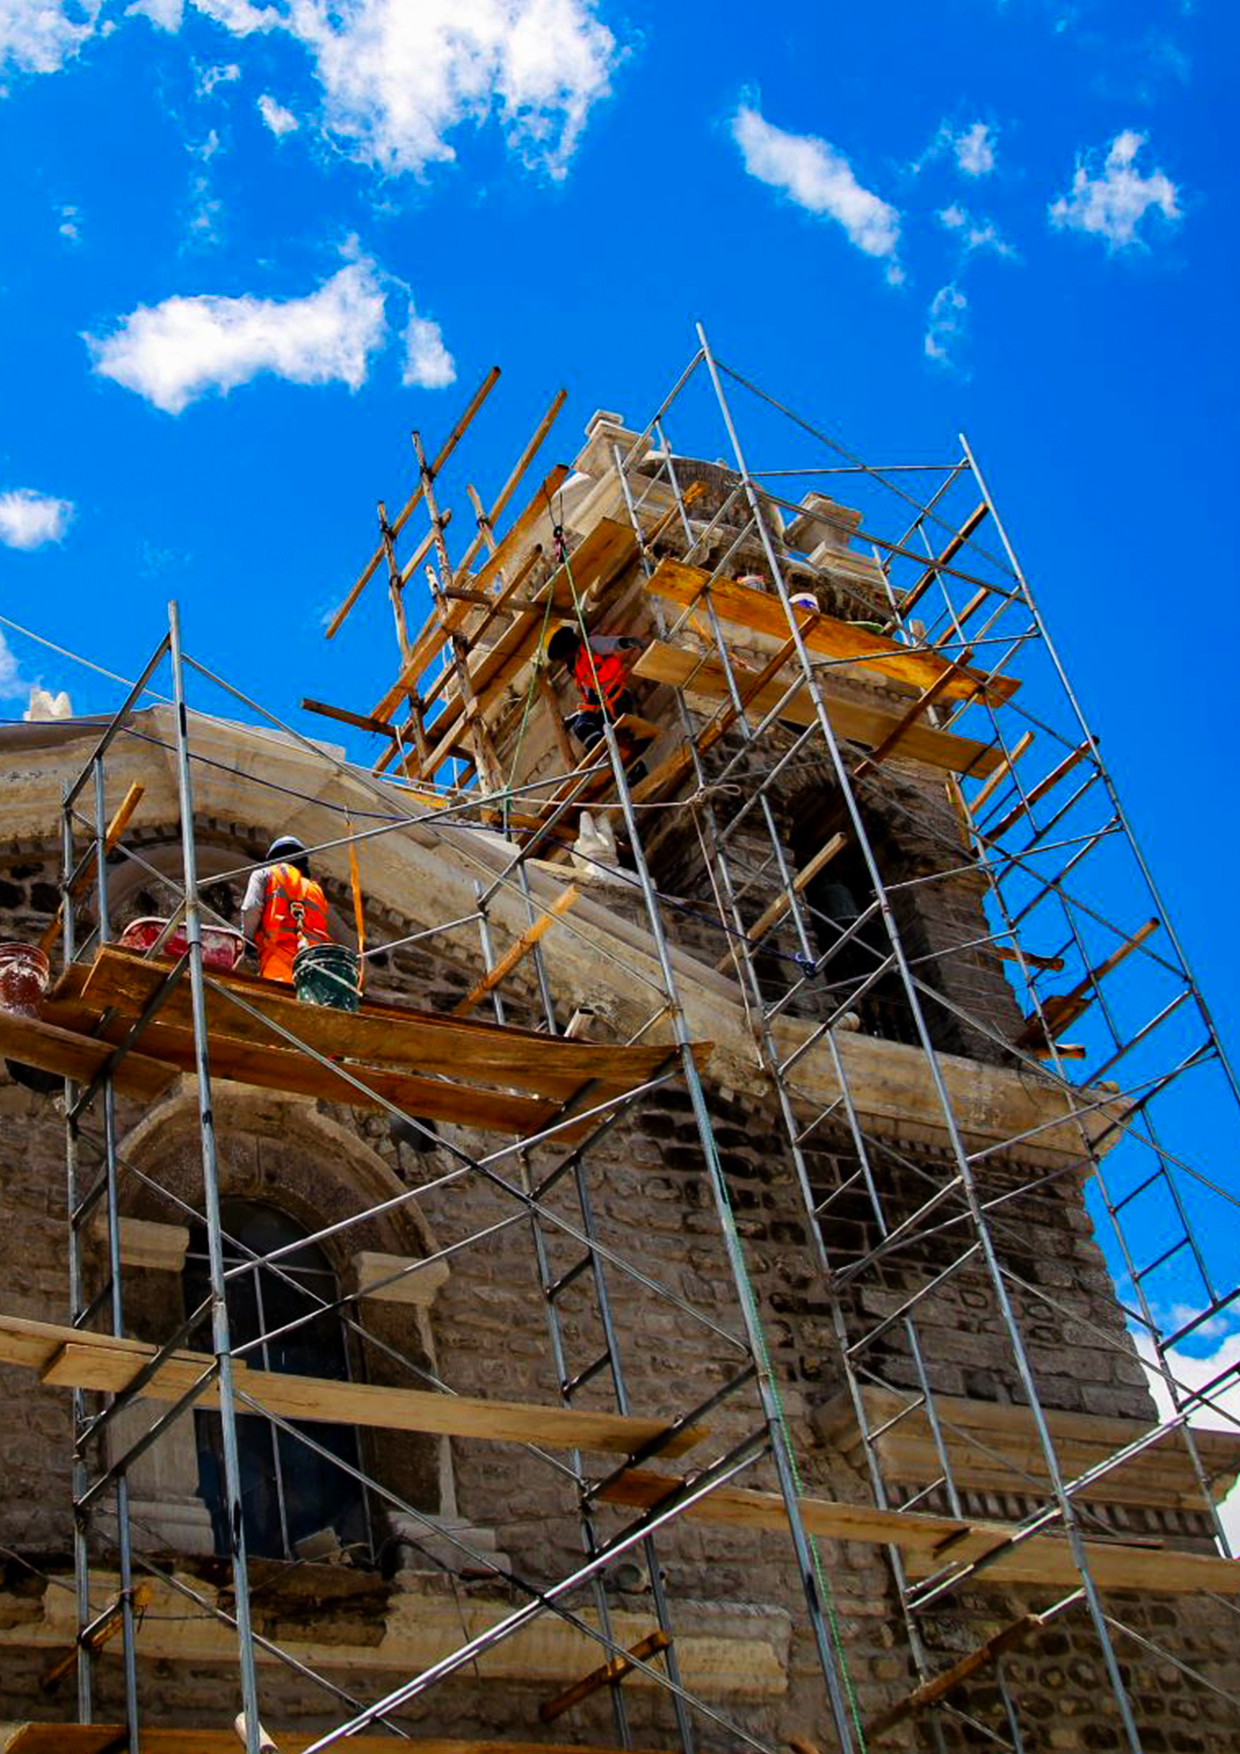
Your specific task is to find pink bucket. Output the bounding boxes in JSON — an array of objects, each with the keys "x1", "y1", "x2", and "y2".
[
  {"x1": 0, "y1": 942, "x2": 51, "y2": 1018},
  {"x1": 119, "y1": 917, "x2": 244, "y2": 973}
]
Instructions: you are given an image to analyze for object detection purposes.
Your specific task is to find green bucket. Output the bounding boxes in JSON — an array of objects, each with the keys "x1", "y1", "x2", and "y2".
[{"x1": 292, "y1": 942, "x2": 362, "y2": 1013}]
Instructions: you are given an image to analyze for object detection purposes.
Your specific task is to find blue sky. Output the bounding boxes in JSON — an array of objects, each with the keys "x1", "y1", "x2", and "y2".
[{"x1": 2, "y1": 0, "x2": 1238, "y2": 1491}]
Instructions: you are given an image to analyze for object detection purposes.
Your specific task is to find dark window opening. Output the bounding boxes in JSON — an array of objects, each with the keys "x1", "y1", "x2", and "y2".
[
  {"x1": 792, "y1": 811, "x2": 944, "y2": 1050},
  {"x1": 183, "y1": 1200, "x2": 371, "y2": 1563}
]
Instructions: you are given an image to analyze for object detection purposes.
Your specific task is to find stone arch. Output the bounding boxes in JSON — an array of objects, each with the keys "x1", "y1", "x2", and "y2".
[{"x1": 110, "y1": 1085, "x2": 458, "y2": 1555}]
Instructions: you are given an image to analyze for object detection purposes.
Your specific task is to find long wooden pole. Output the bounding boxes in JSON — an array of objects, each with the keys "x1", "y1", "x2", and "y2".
[{"x1": 324, "y1": 367, "x2": 500, "y2": 639}]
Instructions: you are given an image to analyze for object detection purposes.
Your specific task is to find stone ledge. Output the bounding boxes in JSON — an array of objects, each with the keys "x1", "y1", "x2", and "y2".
[{"x1": 0, "y1": 1568, "x2": 790, "y2": 1698}]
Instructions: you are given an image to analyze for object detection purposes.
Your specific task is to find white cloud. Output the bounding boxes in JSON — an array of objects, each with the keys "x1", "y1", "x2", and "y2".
[
  {"x1": 257, "y1": 91, "x2": 299, "y2": 136},
  {"x1": 195, "y1": 60, "x2": 240, "y2": 96},
  {"x1": 954, "y1": 120, "x2": 996, "y2": 177},
  {"x1": 924, "y1": 283, "x2": 968, "y2": 369},
  {"x1": 938, "y1": 202, "x2": 1018, "y2": 260},
  {"x1": 126, "y1": 0, "x2": 185, "y2": 29},
  {"x1": 186, "y1": 173, "x2": 224, "y2": 243},
  {"x1": 189, "y1": 126, "x2": 222, "y2": 161},
  {"x1": 1135, "y1": 1323, "x2": 1240, "y2": 1550},
  {"x1": 4, "y1": 0, "x2": 616, "y2": 182},
  {"x1": 57, "y1": 202, "x2": 82, "y2": 242},
  {"x1": 193, "y1": 0, "x2": 279, "y2": 32},
  {"x1": 1050, "y1": 129, "x2": 1180, "y2": 250},
  {"x1": 0, "y1": 0, "x2": 103, "y2": 74},
  {"x1": 85, "y1": 257, "x2": 390, "y2": 413},
  {"x1": 732, "y1": 101, "x2": 901, "y2": 278},
  {"x1": 0, "y1": 632, "x2": 25, "y2": 697},
  {"x1": 914, "y1": 118, "x2": 998, "y2": 179},
  {"x1": 0, "y1": 488, "x2": 75, "y2": 549},
  {"x1": 249, "y1": 0, "x2": 616, "y2": 178},
  {"x1": 402, "y1": 306, "x2": 455, "y2": 388}
]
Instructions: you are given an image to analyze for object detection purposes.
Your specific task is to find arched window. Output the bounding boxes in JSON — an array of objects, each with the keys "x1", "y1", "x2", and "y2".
[{"x1": 183, "y1": 1201, "x2": 371, "y2": 1562}]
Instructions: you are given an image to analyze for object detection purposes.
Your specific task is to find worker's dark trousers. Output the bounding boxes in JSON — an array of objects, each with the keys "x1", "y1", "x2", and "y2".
[{"x1": 567, "y1": 690, "x2": 635, "y2": 750}]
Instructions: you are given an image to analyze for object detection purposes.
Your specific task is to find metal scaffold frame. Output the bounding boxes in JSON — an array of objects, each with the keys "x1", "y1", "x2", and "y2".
[{"x1": 5, "y1": 323, "x2": 1238, "y2": 1753}]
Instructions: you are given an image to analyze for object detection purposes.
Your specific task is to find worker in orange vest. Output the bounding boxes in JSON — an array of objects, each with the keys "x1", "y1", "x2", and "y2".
[
  {"x1": 241, "y1": 836, "x2": 333, "y2": 984},
  {"x1": 546, "y1": 625, "x2": 648, "y2": 777}
]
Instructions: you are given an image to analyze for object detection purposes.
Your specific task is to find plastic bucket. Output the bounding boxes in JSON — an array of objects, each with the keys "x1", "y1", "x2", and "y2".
[
  {"x1": 0, "y1": 942, "x2": 50, "y2": 1018},
  {"x1": 119, "y1": 917, "x2": 244, "y2": 972},
  {"x1": 292, "y1": 943, "x2": 361, "y2": 1013}
]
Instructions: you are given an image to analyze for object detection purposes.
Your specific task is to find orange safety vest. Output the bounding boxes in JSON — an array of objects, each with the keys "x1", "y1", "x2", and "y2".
[
  {"x1": 573, "y1": 643, "x2": 627, "y2": 717},
  {"x1": 257, "y1": 862, "x2": 330, "y2": 984}
]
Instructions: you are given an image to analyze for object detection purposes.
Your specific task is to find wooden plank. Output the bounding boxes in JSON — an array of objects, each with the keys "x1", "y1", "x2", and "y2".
[
  {"x1": 851, "y1": 645, "x2": 979, "y2": 779},
  {"x1": 1016, "y1": 919, "x2": 1160, "y2": 1048},
  {"x1": 5, "y1": 1733, "x2": 681, "y2": 1754},
  {"x1": 898, "y1": 503, "x2": 990, "y2": 618},
  {"x1": 596, "y1": 1468, "x2": 1240, "y2": 1594},
  {"x1": 69, "y1": 1013, "x2": 577, "y2": 1138},
  {"x1": 553, "y1": 516, "x2": 639, "y2": 605},
  {"x1": 714, "y1": 834, "x2": 847, "y2": 972},
  {"x1": 325, "y1": 366, "x2": 500, "y2": 639},
  {"x1": 967, "y1": 731, "x2": 1035, "y2": 819},
  {"x1": 986, "y1": 740, "x2": 1091, "y2": 841},
  {"x1": 864, "y1": 1613, "x2": 1042, "y2": 1740},
  {"x1": 63, "y1": 947, "x2": 713, "y2": 1102},
  {"x1": 40, "y1": 1583, "x2": 156, "y2": 1691},
  {"x1": 817, "y1": 1386, "x2": 1240, "y2": 1509},
  {"x1": 452, "y1": 386, "x2": 567, "y2": 583},
  {"x1": 995, "y1": 946, "x2": 1065, "y2": 974},
  {"x1": 453, "y1": 886, "x2": 580, "y2": 1017},
  {"x1": 412, "y1": 518, "x2": 639, "y2": 779},
  {"x1": 540, "y1": 1629, "x2": 672, "y2": 1722},
  {"x1": 39, "y1": 782, "x2": 145, "y2": 955},
  {"x1": 0, "y1": 1314, "x2": 706, "y2": 1459},
  {"x1": 645, "y1": 559, "x2": 1018, "y2": 705},
  {"x1": 633, "y1": 641, "x2": 1003, "y2": 778},
  {"x1": 0, "y1": 1009, "x2": 176, "y2": 1104},
  {"x1": 300, "y1": 699, "x2": 398, "y2": 740}
]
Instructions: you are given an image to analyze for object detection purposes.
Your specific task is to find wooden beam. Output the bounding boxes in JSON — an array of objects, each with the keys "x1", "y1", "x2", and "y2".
[
  {"x1": 371, "y1": 463, "x2": 569, "y2": 724},
  {"x1": 39, "y1": 782, "x2": 145, "y2": 956},
  {"x1": 851, "y1": 645, "x2": 979, "y2": 779},
  {"x1": 60, "y1": 946, "x2": 714, "y2": 1104},
  {"x1": 715, "y1": 834, "x2": 847, "y2": 971},
  {"x1": 325, "y1": 366, "x2": 499, "y2": 638},
  {"x1": 643, "y1": 560, "x2": 1017, "y2": 705},
  {"x1": 995, "y1": 946, "x2": 1066, "y2": 974},
  {"x1": 300, "y1": 699, "x2": 398, "y2": 740},
  {"x1": 897, "y1": 503, "x2": 989, "y2": 619},
  {"x1": 0, "y1": 1008, "x2": 176, "y2": 1104},
  {"x1": 633, "y1": 641, "x2": 1004, "y2": 778},
  {"x1": 40, "y1": 1582, "x2": 156, "y2": 1691},
  {"x1": 596, "y1": 1467, "x2": 1240, "y2": 1595},
  {"x1": 986, "y1": 740, "x2": 1091, "y2": 841},
  {"x1": 1016, "y1": 919, "x2": 1160, "y2": 1048},
  {"x1": 864, "y1": 1613, "x2": 1044, "y2": 1740},
  {"x1": 539, "y1": 1629, "x2": 672, "y2": 1722},
  {"x1": 0, "y1": 1313, "x2": 706, "y2": 1459},
  {"x1": 453, "y1": 885, "x2": 580, "y2": 1017},
  {"x1": 967, "y1": 730, "x2": 1035, "y2": 820},
  {"x1": 454, "y1": 386, "x2": 567, "y2": 581}
]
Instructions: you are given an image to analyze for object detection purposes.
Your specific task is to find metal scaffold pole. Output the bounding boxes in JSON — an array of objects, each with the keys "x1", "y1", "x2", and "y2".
[{"x1": 168, "y1": 599, "x2": 265, "y2": 1754}]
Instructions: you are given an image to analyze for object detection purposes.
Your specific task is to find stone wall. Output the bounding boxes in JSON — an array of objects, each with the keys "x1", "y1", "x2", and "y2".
[{"x1": 1, "y1": 801, "x2": 1238, "y2": 1752}]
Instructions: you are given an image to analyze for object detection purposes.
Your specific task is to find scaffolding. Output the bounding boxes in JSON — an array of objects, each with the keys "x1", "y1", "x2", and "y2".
[{"x1": 3, "y1": 323, "x2": 1240, "y2": 1752}]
